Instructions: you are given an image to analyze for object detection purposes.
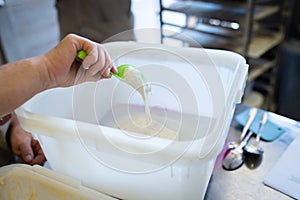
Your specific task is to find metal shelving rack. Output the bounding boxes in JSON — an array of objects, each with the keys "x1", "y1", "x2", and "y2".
[{"x1": 159, "y1": 0, "x2": 288, "y2": 110}]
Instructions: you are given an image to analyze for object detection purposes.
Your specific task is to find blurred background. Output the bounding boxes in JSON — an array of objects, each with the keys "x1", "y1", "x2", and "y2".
[{"x1": 0, "y1": 0, "x2": 299, "y2": 120}]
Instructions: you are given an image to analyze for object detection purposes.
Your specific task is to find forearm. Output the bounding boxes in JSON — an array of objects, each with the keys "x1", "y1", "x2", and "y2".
[
  {"x1": 0, "y1": 34, "x2": 115, "y2": 116},
  {"x1": 0, "y1": 57, "x2": 50, "y2": 116}
]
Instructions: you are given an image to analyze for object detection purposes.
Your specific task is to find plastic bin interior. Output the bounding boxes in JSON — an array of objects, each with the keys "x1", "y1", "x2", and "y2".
[
  {"x1": 0, "y1": 164, "x2": 117, "y2": 200},
  {"x1": 16, "y1": 42, "x2": 248, "y2": 200}
]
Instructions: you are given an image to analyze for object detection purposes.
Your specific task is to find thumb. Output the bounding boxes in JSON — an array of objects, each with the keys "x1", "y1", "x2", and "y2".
[{"x1": 19, "y1": 141, "x2": 34, "y2": 163}]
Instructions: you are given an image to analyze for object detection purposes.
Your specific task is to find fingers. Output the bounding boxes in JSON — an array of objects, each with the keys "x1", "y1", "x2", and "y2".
[
  {"x1": 74, "y1": 34, "x2": 116, "y2": 79},
  {"x1": 111, "y1": 65, "x2": 118, "y2": 74},
  {"x1": 18, "y1": 139, "x2": 46, "y2": 166},
  {"x1": 45, "y1": 34, "x2": 118, "y2": 87},
  {"x1": 81, "y1": 47, "x2": 98, "y2": 70},
  {"x1": 14, "y1": 133, "x2": 46, "y2": 165},
  {"x1": 19, "y1": 140, "x2": 34, "y2": 163},
  {"x1": 8, "y1": 115, "x2": 46, "y2": 165},
  {"x1": 30, "y1": 139, "x2": 46, "y2": 165},
  {"x1": 84, "y1": 44, "x2": 116, "y2": 79},
  {"x1": 62, "y1": 34, "x2": 119, "y2": 86}
]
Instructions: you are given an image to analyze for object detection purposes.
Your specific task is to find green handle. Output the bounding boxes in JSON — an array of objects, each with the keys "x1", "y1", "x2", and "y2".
[
  {"x1": 77, "y1": 50, "x2": 136, "y2": 79},
  {"x1": 77, "y1": 50, "x2": 87, "y2": 60},
  {"x1": 113, "y1": 64, "x2": 134, "y2": 79}
]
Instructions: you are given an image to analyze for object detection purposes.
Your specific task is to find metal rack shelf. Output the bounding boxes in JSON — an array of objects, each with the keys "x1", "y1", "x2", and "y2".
[
  {"x1": 161, "y1": 25, "x2": 284, "y2": 58},
  {"x1": 161, "y1": 0, "x2": 280, "y2": 24},
  {"x1": 159, "y1": 0, "x2": 288, "y2": 111}
]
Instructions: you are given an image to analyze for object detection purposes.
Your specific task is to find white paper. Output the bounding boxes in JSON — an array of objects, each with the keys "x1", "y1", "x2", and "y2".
[{"x1": 264, "y1": 136, "x2": 300, "y2": 199}]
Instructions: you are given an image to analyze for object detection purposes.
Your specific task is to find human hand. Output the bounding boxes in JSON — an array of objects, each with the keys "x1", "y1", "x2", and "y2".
[
  {"x1": 41, "y1": 33, "x2": 118, "y2": 88},
  {"x1": 8, "y1": 114, "x2": 46, "y2": 165}
]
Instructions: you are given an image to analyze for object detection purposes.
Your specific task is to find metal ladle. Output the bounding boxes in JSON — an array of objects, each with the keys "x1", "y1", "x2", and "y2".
[
  {"x1": 222, "y1": 130, "x2": 254, "y2": 170},
  {"x1": 243, "y1": 112, "x2": 268, "y2": 169}
]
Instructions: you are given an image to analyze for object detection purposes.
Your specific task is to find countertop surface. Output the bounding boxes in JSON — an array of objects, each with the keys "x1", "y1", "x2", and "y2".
[{"x1": 204, "y1": 104, "x2": 300, "y2": 200}]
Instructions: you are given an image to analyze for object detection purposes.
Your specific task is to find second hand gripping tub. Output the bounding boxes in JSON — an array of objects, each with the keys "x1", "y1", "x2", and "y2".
[{"x1": 16, "y1": 41, "x2": 248, "y2": 200}]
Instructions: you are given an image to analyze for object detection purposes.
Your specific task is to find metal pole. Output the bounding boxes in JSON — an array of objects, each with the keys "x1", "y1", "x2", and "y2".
[{"x1": 242, "y1": 0, "x2": 255, "y2": 58}]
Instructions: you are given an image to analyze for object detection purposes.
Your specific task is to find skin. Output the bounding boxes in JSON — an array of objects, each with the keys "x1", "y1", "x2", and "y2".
[
  {"x1": 0, "y1": 33, "x2": 118, "y2": 116},
  {"x1": 0, "y1": 33, "x2": 118, "y2": 165},
  {"x1": 9, "y1": 113, "x2": 46, "y2": 165}
]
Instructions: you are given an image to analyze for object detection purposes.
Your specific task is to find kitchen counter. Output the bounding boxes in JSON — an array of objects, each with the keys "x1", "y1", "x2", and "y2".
[{"x1": 204, "y1": 104, "x2": 299, "y2": 200}]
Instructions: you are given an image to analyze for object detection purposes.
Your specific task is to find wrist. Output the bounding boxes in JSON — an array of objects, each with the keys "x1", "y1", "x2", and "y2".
[{"x1": 34, "y1": 55, "x2": 57, "y2": 90}]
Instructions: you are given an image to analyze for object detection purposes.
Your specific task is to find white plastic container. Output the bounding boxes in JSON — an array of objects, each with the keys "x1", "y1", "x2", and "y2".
[
  {"x1": 0, "y1": 164, "x2": 117, "y2": 200},
  {"x1": 16, "y1": 42, "x2": 248, "y2": 200}
]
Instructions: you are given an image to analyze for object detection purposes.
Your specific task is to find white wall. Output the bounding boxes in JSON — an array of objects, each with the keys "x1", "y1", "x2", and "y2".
[{"x1": 131, "y1": 0, "x2": 161, "y2": 43}]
